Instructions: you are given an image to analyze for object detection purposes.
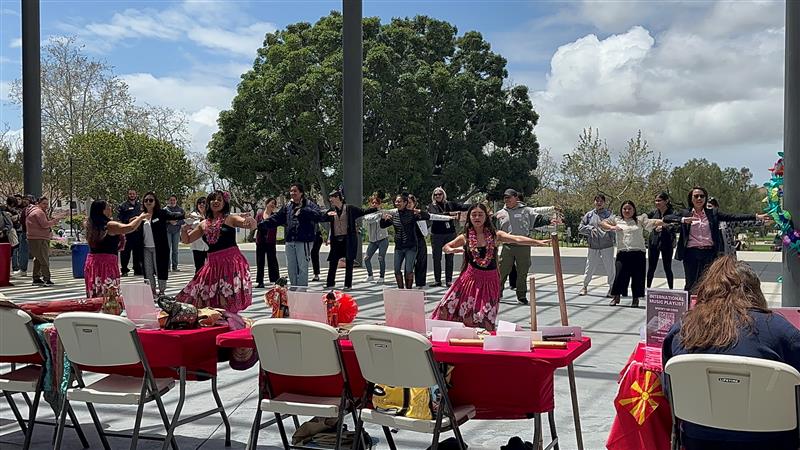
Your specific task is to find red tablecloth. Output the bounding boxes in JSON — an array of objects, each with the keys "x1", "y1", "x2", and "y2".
[
  {"x1": 216, "y1": 328, "x2": 591, "y2": 419},
  {"x1": 606, "y1": 342, "x2": 672, "y2": 450},
  {"x1": 81, "y1": 326, "x2": 230, "y2": 379}
]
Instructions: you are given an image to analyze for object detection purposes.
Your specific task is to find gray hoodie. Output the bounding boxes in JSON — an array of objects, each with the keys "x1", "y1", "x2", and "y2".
[
  {"x1": 494, "y1": 203, "x2": 552, "y2": 239},
  {"x1": 578, "y1": 208, "x2": 615, "y2": 249}
]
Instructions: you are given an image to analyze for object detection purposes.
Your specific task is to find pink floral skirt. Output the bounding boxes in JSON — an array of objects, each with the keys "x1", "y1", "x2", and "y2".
[
  {"x1": 83, "y1": 253, "x2": 120, "y2": 298},
  {"x1": 176, "y1": 246, "x2": 252, "y2": 313},
  {"x1": 431, "y1": 265, "x2": 501, "y2": 331}
]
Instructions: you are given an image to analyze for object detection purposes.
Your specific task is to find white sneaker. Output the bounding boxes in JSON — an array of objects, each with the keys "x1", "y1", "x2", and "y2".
[
  {"x1": 365, "y1": 276, "x2": 374, "y2": 283},
  {"x1": 376, "y1": 278, "x2": 384, "y2": 284},
  {"x1": 13, "y1": 270, "x2": 28, "y2": 277}
]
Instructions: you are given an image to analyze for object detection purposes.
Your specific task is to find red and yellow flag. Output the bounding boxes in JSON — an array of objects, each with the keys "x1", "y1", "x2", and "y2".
[{"x1": 617, "y1": 370, "x2": 664, "y2": 425}]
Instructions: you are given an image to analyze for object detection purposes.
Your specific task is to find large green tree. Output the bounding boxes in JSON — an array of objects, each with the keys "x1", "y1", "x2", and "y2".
[
  {"x1": 209, "y1": 13, "x2": 540, "y2": 203},
  {"x1": 67, "y1": 130, "x2": 198, "y2": 202}
]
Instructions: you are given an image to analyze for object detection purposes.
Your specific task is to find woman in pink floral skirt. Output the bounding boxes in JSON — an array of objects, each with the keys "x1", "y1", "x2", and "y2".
[
  {"x1": 177, "y1": 191, "x2": 257, "y2": 315},
  {"x1": 431, "y1": 204, "x2": 550, "y2": 331}
]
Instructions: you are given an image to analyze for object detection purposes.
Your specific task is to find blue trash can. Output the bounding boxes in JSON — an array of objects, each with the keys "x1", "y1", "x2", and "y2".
[{"x1": 71, "y1": 242, "x2": 90, "y2": 278}]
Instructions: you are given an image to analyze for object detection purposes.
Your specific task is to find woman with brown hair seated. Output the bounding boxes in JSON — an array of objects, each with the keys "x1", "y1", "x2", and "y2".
[{"x1": 663, "y1": 255, "x2": 800, "y2": 450}]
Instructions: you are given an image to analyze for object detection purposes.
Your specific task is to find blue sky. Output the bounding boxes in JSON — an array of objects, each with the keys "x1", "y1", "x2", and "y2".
[{"x1": 0, "y1": 0, "x2": 787, "y2": 179}]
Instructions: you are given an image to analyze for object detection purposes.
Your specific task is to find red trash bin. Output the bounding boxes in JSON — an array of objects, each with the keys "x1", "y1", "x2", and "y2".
[{"x1": 0, "y1": 243, "x2": 10, "y2": 287}]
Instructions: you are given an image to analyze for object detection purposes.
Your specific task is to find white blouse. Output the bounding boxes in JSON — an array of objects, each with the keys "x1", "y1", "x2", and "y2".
[
  {"x1": 606, "y1": 214, "x2": 659, "y2": 252},
  {"x1": 143, "y1": 219, "x2": 155, "y2": 248}
]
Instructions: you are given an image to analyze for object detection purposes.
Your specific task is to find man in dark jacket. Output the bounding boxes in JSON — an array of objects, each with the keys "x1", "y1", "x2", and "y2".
[
  {"x1": 427, "y1": 187, "x2": 469, "y2": 287},
  {"x1": 322, "y1": 190, "x2": 377, "y2": 289},
  {"x1": 258, "y1": 183, "x2": 324, "y2": 287},
  {"x1": 117, "y1": 189, "x2": 143, "y2": 276}
]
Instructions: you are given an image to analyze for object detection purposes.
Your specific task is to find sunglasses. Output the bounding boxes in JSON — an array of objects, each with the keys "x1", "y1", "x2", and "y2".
[
  {"x1": 434, "y1": 193, "x2": 443, "y2": 196},
  {"x1": 144, "y1": 199, "x2": 155, "y2": 203},
  {"x1": 692, "y1": 194, "x2": 706, "y2": 199}
]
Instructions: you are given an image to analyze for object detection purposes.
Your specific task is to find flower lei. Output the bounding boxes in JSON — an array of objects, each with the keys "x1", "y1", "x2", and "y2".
[
  {"x1": 204, "y1": 216, "x2": 225, "y2": 244},
  {"x1": 467, "y1": 228, "x2": 495, "y2": 268},
  {"x1": 763, "y1": 152, "x2": 797, "y2": 278}
]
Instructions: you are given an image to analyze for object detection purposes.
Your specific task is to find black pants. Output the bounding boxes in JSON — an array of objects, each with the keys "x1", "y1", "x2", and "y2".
[
  {"x1": 430, "y1": 232, "x2": 455, "y2": 283},
  {"x1": 311, "y1": 232, "x2": 323, "y2": 276},
  {"x1": 121, "y1": 235, "x2": 143, "y2": 275},
  {"x1": 414, "y1": 239, "x2": 428, "y2": 287},
  {"x1": 256, "y1": 242, "x2": 279, "y2": 285},
  {"x1": 326, "y1": 237, "x2": 353, "y2": 288},
  {"x1": 192, "y1": 250, "x2": 207, "y2": 273},
  {"x1": 682, "y1": 247, "x2": 717, "y2": 292},
  {"x1": 611, "y1": 250, "x2": 646, "y2": 298},
  {"x1": 509, "y1": 264, "x2": 517, "y2": 288},
  {"x1": 646, "y1": 244, "x2": 674, "y2": 289}
]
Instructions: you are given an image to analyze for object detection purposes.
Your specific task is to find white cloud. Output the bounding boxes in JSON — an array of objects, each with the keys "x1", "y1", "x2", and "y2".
[
  {"x1": 9, "y1": 37, "x2": 21, "y2": 48},
  {"x1": 121, "y1": 73, "x2": 235, "y2": 153},
  {"x1": 66, "y1": 3, "x2": 275, "y2": 58},
  {"x1": 529, "y1": 2, "x2": 785, "y2": 173}
]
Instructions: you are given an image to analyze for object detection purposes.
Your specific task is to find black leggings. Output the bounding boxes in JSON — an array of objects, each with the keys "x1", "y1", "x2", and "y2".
[
  {"x1": 310, "y1": 232, "x2": 323, "y2": 276},
  {"x1": 414, "y1": 239, "x2": 427, "y2": 287},
  {"x1": 646, "y1": 244, "x2": 674, "y2": 289}
]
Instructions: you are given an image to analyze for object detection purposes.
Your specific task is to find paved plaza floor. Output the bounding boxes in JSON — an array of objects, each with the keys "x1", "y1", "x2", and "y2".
[{"x1": 0, "y1": 246, "x2": 784, "y2": 449}]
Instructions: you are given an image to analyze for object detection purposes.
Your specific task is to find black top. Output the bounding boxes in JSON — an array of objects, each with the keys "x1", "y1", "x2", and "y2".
[
  {"x1": 663, "y1": 208, "x2": 756, "y2": 260},
  {"x1": 646, "y1": 208, "x2": 677, "y2": 248},
  {"x1": 117, "y1": 200, "x2": 142, "y2": 223},
  {"x1": 380, "y1": 209, "x2": 430, "y2": 250},
  {"x1": 428, "y1": 201, "x2": 469, "y2": 235},
  {"x1": 90, "y1": 230, "x2": 120, "y2": 255},
  {"x1": 465, "y1": 246, "x2": 497, "y2": 271},
  {"x1": 663, "y1": 310, "x2": 800, "y2": 443},
  {"x1": 203, "y1": 223, "x2": 238, "y2": 253}
]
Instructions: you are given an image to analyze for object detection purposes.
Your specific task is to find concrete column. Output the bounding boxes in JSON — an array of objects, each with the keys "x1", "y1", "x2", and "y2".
[
  {"x1": 343, "y1": 0, "x2": 364, "y2": 263},
  {"x1": 783, "y1": 0, "x2": 800, "y2": 306},
  {"x1": 21, "y1": 0, "x2": 42, "y2": 198}
]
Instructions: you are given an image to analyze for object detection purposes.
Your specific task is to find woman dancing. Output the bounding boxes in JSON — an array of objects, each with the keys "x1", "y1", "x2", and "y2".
[{"x1": 431, "y1": 204, "x2": 550, "y2": 331}]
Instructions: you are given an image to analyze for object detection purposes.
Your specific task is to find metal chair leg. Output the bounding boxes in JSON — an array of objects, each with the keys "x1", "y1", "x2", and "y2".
[
  {"x1": 128, "y1": 399, "x2": 146, "y2": 450},
  {"x1": 274, "y1": 413, "x2": 291, "y2": 450},
  {"x1": 383, "y1": 426, "x2": 397, "y2": 450},
  {"x1": 53, "y1": 397, "x2": 70, "y2": 450},
  {"x1": 292, "y1": 415, "x2": 300, "y2": 429},
  {"x1": 85, "y1": 402, "x2": 111, "y2": 450},
  {"x1": 152, "y1": 391, "x2": 178, "y2": 450},
  {"x1": 23, "y1": 389, "x2": 42, "y2": 450},
  {"x1": 548, "y1": 411, "x2": 559, "y2": 450},
  {"x1": 351, "y1": 412, "x2": 365, "y2": 450},
  {"x1": 3, "y1": 391, "x2": 27, "y2": 433},
  {"x1": 246, "y1": 407, "x2": 263, "y2": 450}
]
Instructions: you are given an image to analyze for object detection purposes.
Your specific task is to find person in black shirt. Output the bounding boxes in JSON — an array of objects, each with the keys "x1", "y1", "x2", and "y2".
[
  {"x1": 646, "y1": 192, "x2": 678, "y2": 289},
  {"x1": 140, "y1": 192, "x2": 185, "y2": 296},
  {"x1": 117, "y1": 189, "x2": 144, "y2": 276},
  {"x1": 428, "y1": 187, "x2": 469, "y2": 287},
  {"x1": 321, "y1": 190, "x2": 377, "y2": 290},
  {"x1": 84, "y1": 199, "x2": 149, "y2": 297},
  {"x1": 380, "y1": 193, "x2": 430, "y2": 289}
]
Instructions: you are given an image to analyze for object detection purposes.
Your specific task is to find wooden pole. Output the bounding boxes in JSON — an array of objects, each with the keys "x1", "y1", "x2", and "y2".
[
  {"x1": 550, "y1": 232, "x2": 584, "y2": 450},
  {"x1": 550, "y1": 232, "x2": 569, "y2": 326}
]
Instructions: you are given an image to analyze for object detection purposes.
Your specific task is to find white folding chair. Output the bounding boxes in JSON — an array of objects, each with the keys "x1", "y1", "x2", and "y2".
[
  {"x1": 247, "y1": 318, "x2": 359, "y2": 450},
  {"x1": 0, "y1": 307, "x2": 89, "y2": 449},
  {"x1": 53, "y1": 312, "x2": 177, "y2": 450},
  {"x1": 664, "y1": 354, "x2": 800, "y2": 450},
  {"x1": 348, "y1": 325, "x2": 475, "y2": 450}
]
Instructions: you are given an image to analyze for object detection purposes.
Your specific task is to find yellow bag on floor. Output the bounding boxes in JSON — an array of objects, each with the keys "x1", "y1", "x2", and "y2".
[{"x1": 372, "y1": 385, "x2": 432, "y2": 420}]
